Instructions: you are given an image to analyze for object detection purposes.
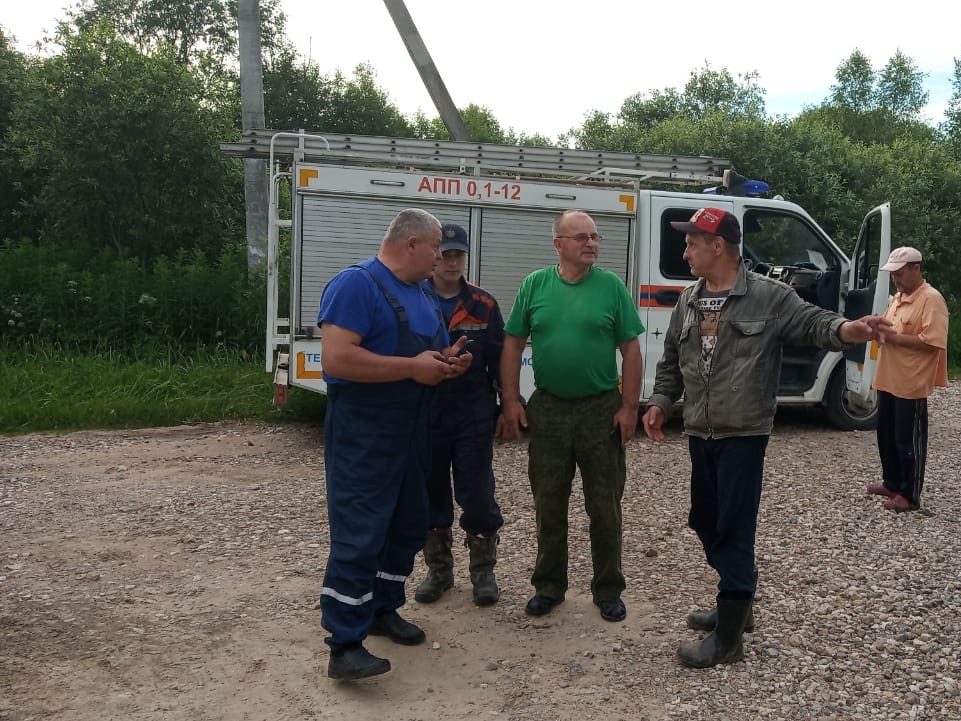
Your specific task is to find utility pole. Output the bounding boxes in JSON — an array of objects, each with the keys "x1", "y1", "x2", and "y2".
[
  {"x1": 237, "y1": 0, "x2": 269, "y2": 277},
  {"x1": 382, "y1": 0, "x2": 471, "y2": 141}
]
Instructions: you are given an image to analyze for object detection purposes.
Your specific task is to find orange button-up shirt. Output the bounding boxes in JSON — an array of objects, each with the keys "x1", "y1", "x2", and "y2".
[{"x1": 872, "y1": 281, "x2": 949, "y2": 399}]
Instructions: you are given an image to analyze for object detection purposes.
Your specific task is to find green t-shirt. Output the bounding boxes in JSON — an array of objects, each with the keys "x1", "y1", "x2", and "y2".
[{"x1": 504, "y1": 265, "x2": 645, "y2": 399}]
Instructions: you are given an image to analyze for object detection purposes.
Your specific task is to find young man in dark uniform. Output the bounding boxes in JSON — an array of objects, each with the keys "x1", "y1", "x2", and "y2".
[{"x1": 416, "y1": 223, "x2": 506, "y2": 607}]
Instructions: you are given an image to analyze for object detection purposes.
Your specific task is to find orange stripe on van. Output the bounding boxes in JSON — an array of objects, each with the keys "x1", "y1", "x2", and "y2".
[
  {"x1": 638, "y1": 284, "x2": 685, "y2": 308},
  {"x1": 296, "y1": 352, "x2": 323, "y2": 380},
  {"x1": 299, "y1": 168, "x2": 319, "y2": 187}
]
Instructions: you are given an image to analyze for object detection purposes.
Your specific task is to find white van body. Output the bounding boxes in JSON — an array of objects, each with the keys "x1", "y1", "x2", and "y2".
[{"x1": 225, "y1": 130, "x2": 891, "y2": 430}]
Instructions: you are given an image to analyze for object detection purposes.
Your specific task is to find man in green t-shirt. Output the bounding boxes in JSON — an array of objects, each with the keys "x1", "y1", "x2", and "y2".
[{"x1": 500, "y1": 209, "x2": 645, "y2": 623}]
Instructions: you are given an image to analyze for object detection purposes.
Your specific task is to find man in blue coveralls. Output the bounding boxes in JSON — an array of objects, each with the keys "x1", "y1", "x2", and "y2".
[{"x1": 317, "y1": 208, "x2": 472, "y2": 680}]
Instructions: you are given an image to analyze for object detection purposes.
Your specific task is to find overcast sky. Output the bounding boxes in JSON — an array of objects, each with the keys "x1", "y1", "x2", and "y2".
[{"x1": 4, "y1": 0, "x2": 958, "y2": 139}]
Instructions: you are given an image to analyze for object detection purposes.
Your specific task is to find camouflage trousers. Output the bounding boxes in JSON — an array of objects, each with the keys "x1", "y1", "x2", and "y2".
[{"x1": 526, "y1": 388, "x2": 626, "y2": 603}]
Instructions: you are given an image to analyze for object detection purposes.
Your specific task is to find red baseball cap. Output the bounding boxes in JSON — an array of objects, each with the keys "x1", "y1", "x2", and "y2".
[{"x1": 670, "y1": 207, "x2": 741, "y2": 244}]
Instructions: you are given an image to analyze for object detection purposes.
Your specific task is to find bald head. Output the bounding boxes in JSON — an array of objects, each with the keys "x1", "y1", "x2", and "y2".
[{"x1": 552, "y1": 209, "x2": 592, "y2": 237}]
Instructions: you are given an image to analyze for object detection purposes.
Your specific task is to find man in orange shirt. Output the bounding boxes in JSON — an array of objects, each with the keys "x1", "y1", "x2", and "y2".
[{"x1": 868, "y1": 247, "x2": 950, "y2": 513}]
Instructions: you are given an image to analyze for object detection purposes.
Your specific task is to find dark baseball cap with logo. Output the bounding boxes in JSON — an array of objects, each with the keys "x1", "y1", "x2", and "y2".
[
  {"x1": 440, "y1": 223, "x2": 469, "y2": 253},
  {"x1": 670, "y1": 207, "x2": 741, "y2": 244}
]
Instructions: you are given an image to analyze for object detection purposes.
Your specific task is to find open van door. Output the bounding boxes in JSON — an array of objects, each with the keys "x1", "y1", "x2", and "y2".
[{"x1": 833, "y1": 203, "x2": 891, "y2": 423}]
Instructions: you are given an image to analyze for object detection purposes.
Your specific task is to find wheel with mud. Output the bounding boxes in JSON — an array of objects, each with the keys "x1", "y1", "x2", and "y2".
[{"x1": 824, "y1": 364, "x2": 878, "y2": 431}]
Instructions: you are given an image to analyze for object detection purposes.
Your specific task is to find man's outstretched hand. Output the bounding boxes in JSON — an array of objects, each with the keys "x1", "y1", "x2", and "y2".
[{"x1": 840, "y1": 315, "x2": 894, "y2": 345}]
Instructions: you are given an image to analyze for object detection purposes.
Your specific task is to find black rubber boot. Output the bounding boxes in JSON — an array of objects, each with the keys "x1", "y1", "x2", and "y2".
[
  {"x1": 414, "y1": 528, "x2": 454, "y2": 603},
  {"x1": 687, "y1": 567, "x2": 758, "y2": 632},
  {"x1": 466, "y1": 534, "x2": 499, "y2": 606},
  {"x1": 327, "y1": 644, "x2": 391, "y2": 680},
  {"x1": 678, "y1": 597, "x2": 752, "y2": 669},
  {"x1": 686, "y1": 604, "x2": 755, "y2": 632}
]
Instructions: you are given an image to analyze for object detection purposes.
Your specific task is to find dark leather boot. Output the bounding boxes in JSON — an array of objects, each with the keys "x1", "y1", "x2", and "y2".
[
  {"x1": 678, "y1": 598, "x2": 752, "y2": 668},
  {"x1": 687, "y1": 567, "x2": 758, "y2": 632},
  {"x1": 327, "y1": 644, "x2": 391, "y2": 680},
  {"x1": 465, "y1": 534, "x2": 499, "y2": 606},
  {"x1": 368, "y1": 610, "x2": 426, "y2": 645},
  {"x1": 414, "y1": 528, "x2": 454, "y2": 603}
]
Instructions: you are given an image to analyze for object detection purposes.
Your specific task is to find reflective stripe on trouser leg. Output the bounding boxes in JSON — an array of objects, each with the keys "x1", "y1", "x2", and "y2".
[
  {"x1": 372, "y1": 426, "x2": 430, "y2": 618},
  {"x1": 320, "y1": 384, "x2": 430, "y2": 649}
]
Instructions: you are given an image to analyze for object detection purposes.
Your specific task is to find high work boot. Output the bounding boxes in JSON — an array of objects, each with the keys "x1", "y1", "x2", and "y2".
[
  {"x1": 414, "y1": 528, "x2": 454, "y2": 603},
  {"x1": 465, "y1": 534, "x2": 500, "y2": 606},
  {"x1": 686, "y1": 567, "x2": 758, "y2": 632},
  {"x1": 687, "y1": 604, "x2": 755, "y2": 632},
  {"x1": 678, "y1": 597, "x2": 753, "y2": 668}
]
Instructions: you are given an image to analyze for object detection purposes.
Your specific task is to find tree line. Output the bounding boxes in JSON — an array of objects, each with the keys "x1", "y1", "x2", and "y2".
[{"x1": 1, "y1": 0, "x2": 959, "y2": 360}]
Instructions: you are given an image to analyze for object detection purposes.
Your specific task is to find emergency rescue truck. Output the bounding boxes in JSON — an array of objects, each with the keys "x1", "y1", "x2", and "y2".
[{"x1": 221, "y1": 130, "x2": 892, "y2": 430}]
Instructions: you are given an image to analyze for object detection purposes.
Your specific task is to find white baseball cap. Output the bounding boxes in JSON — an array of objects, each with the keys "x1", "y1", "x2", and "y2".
[{"x1": 880, "y1": 246, "x2": 922, "y2": 271}]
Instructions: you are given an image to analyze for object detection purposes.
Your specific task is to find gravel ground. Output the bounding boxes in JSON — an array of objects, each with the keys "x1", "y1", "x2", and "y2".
[{"x1": 1, "y1": 381, "x2": 959, "y2": 721}]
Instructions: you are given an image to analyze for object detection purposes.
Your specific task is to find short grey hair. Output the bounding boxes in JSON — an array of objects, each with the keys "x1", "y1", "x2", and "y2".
[
  {"x1": 552, "y1": 209, "x2": 592, "y2": 237},
  {"x1": 385, "y1": 208, "x2": 441, "y2": 244}
]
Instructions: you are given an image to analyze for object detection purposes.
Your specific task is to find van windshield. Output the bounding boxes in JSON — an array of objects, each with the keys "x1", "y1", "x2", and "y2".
[
  {"x1": 741, "y1": 210, "x2": 839, "y2": 270},
  {"x1": 659, "y1": 207, "x2": 842, "y2": 281}
]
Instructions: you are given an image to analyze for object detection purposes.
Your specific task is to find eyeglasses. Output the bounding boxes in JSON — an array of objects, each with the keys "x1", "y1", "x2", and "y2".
[{"x1": 555, "y1": 233, "x2": 602, "y2": 243}]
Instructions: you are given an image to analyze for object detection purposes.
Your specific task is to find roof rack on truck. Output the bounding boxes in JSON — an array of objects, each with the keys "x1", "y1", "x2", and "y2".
[{"x1": 220, "y1": 128, "x2": 733, "y2": 185}]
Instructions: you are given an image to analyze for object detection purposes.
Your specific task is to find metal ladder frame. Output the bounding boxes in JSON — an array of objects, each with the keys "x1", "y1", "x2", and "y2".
[{"x1": 222, "y1": 129, "x2": 732, "y2": 184}]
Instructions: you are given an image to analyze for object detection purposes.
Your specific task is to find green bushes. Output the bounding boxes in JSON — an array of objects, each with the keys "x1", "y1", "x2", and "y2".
[
  {"x1": 0, "y1": 242, "x2": 266, "y2": 352},
  {"x1": 949, "y1": 316, "x2": 961, "y2": 375}
]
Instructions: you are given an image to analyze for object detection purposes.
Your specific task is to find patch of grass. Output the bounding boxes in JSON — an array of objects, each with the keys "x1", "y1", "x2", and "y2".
[{"x1": 0, "y1": 342, "x2": 326, "y2": 434}]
